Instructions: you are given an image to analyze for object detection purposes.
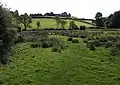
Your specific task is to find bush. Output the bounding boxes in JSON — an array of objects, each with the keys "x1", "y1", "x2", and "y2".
[
  {"x1": 80, "y1": 35, "x2": 87, "y2": 38},
  {"x1": 83, "y1": 40, "x2": 88, "y2": 43},
  {"x1": 17, "y1": 27, "x2": 21, "y2": 32},
  {"x1": 14, "y1": 35, "x2": 24, "y2": 44},
  {"x1": 67, "y1": 37, "x2": 73, "y2": 41},
  {"x1": 88, "y1": 40, "x2": 104, "y2": 47},
  {"x1": 30, "y1": 42, "x2": 40, "y2": 48},
  {"x1": 104, "y1": 41, "x2": 113, "y2": 48},
  {"x1": 41, "y1": 41, "x2": 50, "y2": 48},
  {"x1": 87, "y1": 44, "x2": 96, "y2": 51},
  {"x1": 0, "y1": 5, "x2": 16, "y2": 64},
  {"x1": 80, "y1": 26, "x2": 86, "y2": 30},
  {"x1": 109, "y1": 42, "x2": 120, "y2": 56},
  {"x1": 72, "y1": 39, "x2": 79, "y2": 43},
  {"x1": 52, "y1": 46, "x2": 62, "y2": 53}
]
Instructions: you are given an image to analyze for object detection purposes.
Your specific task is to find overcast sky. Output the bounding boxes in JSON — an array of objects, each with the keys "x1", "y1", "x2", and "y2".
[{"x1": 1, "y1": 0, "x2": 120, "y2": 18}]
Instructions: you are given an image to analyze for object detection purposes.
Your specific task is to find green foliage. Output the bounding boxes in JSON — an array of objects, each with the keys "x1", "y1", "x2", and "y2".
[
  {"x1": 14, "y1": 34, "x2": 24, "y2": 44},
  {"x1": 30, "y1": 42, "x2": 40, "y2": 48},
  {"x1": 89, "y1": 44, "x2": 96, "y2": 51},
  {"x1": 109, "y1": 42, "x2": 120, "y2": 56},
  {"x1": 0, "y1": 5, "x2": 15, "y2": 64},
  {"x1": 55, "y1": 15, "x2": 61, "y2": 28},
  {"x1": 36, "y1": 21, "x2": 41, "y2": 30},
  {"x1": 31, "y1": 18, "x2": 92, "y2": 29},
  {"x1": 10, "y1": 10, "x2": 21, "y2": 28},
  {"x1": 60, "y1": 20, "x2": 67, "y2": 29},
  {"x1": 67, "y1": 37, "x2": 73, "y2": 41},
  {"x1": 72, "y1": 39, "x2": 79, "y2": 43},
  {"x1": 104, "y1": 41, "x2": 113, "y2": 48},
  {"x1": 95, "y1": 12, "x2": 104, "y2": 27},
  {"x1": 69, "y1": 21, "x2": 78, "y2": 30},
  {"x1": 52, "y1": 46, "x2": 62, "y2": 53},
  {"x1": 104, "y1": 10, "x2": 120, "y2": 28},
  {"x1": 88, "y1": 40, "x2": 104, "y2": 47},
  {"x1": 19, "y1": 13, "x2": 32, "y2": 30},
  {"x1": 80, "y1": 26, "x2": 86, "y2": 30}
]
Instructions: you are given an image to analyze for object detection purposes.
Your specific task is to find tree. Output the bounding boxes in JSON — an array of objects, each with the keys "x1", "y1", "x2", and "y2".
[
  {"x1": 104, "y1": 10, "x2": 120, "y2": 28},
  {"x1": 69, "y1": 21, "x2": 78, "y2": 30},
  {"x1": 95, "y1": 12, "x2": 104, "y2": 27},
  {"x1": 19, "y1": 13, "x2": 32, "y2": 30},
  {"x1": 0, "y1": 5, "x2": 15, "y2": 64},
  {"x1": 68, "y1": 13, "x2": 71, "y2": 17},
  {"x1": 36, "y1": 21, "x2": 41, "y2": 30},
  {"x1": 60, "y1": 20, "x2": 67, "y2": 29},
  {"x1": 55, "y1": 15, "x2": 61, "y2": 28},
  {"x1": 10, "y1": 10, "x2": 21, "y2": 28}
]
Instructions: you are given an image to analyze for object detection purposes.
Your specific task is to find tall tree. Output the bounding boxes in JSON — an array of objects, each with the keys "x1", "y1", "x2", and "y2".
[
  {"x1": 36, "y1": 21, "x2": 41, "y2": 30},
  {"x1": 19, "y1": 13, "x2": 32, "y2": 30},
  {"x1": 60, "y1": 20, "x2": 67, "y2": 29},
  {"x1": 69, "y1": 21, "x2": 78, "y2": 30},
  {"x1": 55, "y1": 15, "x2": 61, "y2": 28},
  {"x1": 0, "y1": 4, "x2": 15, "y2": 64},
  {"x1": 10, "y1": 10, "x2": 21, "y2": 28},
  {"x1": 95, "y1": 12, "x2": 104, "y2": 27},
  {"x1": 104, "y1": 10, "x2": 120, "y2": 28}
]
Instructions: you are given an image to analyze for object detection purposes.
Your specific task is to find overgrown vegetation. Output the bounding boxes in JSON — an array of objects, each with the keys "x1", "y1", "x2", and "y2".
[{"x1": 0, "y1": 5, "x2": 15, "y2": 64}]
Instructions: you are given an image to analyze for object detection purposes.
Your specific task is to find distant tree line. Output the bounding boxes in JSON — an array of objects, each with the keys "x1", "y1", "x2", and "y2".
[
  {"x1": 30, "y1": 12, "x2": 71, "y2": 18},
  {"x1": 94, "y1": 10, "x2": 120, "y2": 28}
]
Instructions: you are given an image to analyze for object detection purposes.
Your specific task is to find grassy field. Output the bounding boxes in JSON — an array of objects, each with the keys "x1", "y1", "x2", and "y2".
[
  {"x1": 29, "y1": 18, "x2": 93, "y2": 29},
  {"x1": 1, "y1": 36, "x2": 120, "y2": 85}
]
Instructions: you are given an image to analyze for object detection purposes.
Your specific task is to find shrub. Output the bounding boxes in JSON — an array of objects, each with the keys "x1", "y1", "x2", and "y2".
[
  {"x1": 88, "y1": 40, "x2": 104, "y2": 47},
  {"x1": 87, "y1": 44, "x2": 96, "y2": 51},
  {"x1": 52, "y1": 46, "x2": 62, "y2": 53},
  {"x1": 104, "y1": 41, "x2": 113, "y2": 48},
  {"x1": 41, "y1": 41, "x2": 50, "y2": 48},
  {"x1": 80, "y1": 26, "x2": 86, "y2": 30},
  {"x1": 17, "y1": 27, "x2": 21, "y2": 32},
  {"x1": 80, "y1": 35, "x2": 87, "y2": 38},
  {"x1": 30, "y1": 42, "x2": 40, "y2": 48},
  {"x1": 83, "y1": 40, "x2": 88, "y2": 43},
  {"x1": 0, "y1": 5, "x2": 16, "y2": 64},
  {"x1": 67, "y1": 37, "x2": 73, "y2": 41},
  {"x1": 72, "y1": 39, "x2": 79, "y2": 43},
  {"x1": 109, "y1": 42, "x2": 120, "y2": 56},
  {"x1": 14, "y1": 35, "x2": 24, "y2": 44}
]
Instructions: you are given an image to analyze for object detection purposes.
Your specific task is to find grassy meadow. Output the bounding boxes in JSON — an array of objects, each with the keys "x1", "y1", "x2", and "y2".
[
  {"x1": 1, "y1": 34, "x2": 120, "y2": 85},
  {"x1": 28, "y1": 18, "x2": 93, "y2": 29}
]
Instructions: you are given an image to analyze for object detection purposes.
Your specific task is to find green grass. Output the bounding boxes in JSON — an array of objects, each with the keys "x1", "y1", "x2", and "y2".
[
  {"x1": 0, "y1": 36, "x2": 120, "y2": 85},
  {"x1": 29, "y1": 18, "x2": 93, "y2": 29}
]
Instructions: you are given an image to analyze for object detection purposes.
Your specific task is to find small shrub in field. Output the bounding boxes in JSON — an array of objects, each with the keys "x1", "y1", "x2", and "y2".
[
  {"x1": 104, "y1": 41, "x2": 113, "y2": 48},
  {"x1": 14, "y1": 35, "x2": 24, "y2": 44},
  {"x1": 109, "y1": 42, "x2": 120, "y2": 56},
  {"x1": 72, "y1": 39, "x2": 79, "y2": 43},
  {"x1": 80, "y1": 35, "x2": 87, "y2": 38},
  {"x1": 67, "y1": 37, "x2": 73, "y2": 41},
  {"x1": 30, "y1": 42, "x2": 40, "y2": 48},
  {"x1": 80, "y1": 26, "x2": 86, "y2": 30},
  {"x1": 41, "y1": 41, "x2": 50, "y2": 48},
  {"x1": 88, "y1": 40, "x2": 104, "y2": 47},
  {"x1": 52, "y1": 46, "x2": 62, "y2": 53},
  {"x1": 87, "y1": 44, "x2": 96, "y2": 51},
  {"x1": 83, "y1": 40, "x2": 88, "y2": 43}
]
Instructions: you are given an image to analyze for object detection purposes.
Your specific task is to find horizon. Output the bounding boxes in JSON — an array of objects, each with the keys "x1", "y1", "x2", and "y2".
[{"x1": 1, "y1": 0, "x2": 120, "y2": 19}]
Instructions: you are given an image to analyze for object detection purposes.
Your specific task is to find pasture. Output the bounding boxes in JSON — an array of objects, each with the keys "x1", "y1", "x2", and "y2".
[
  {"x1": 1, "y1": 29, "x2": 120, "y2": 85},
  {"x1": 29, "y1": 18, "x2": 93, "y2": 29}
]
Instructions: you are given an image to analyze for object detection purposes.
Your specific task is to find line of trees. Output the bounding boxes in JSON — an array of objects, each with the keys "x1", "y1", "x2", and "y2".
[
  {"x1": 30, "y1": 12, "x2": 71, "y2": 18},
  {"x1": 94, "y1": 10, "x2": 120, "y2": 28},
  {"x1": 10, "y1": 10, "x2": 32, "y2": 30}
]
